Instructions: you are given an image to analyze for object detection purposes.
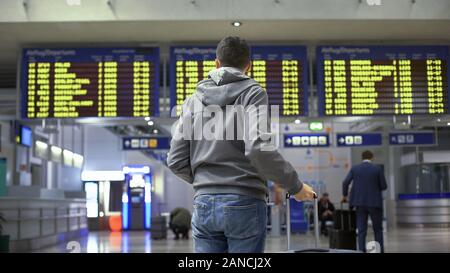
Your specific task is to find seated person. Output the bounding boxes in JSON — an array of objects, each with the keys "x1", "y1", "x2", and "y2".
[
  {"x1": 169, "y1": 207, "x2": 192, "y2": 240},
  {"x1": 318, "y1": 193, "x2": 335, "y2": 236}
]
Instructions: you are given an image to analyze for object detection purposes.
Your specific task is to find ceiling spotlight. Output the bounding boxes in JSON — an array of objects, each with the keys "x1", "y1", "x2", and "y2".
[
  {"x1": 231, "y1": 21, "x2": 242, "y2": 27},
  {"x1": 153, "y1": 129, "x2": 158, "y2": 134},
  {"x1": 437, "y1": 118, "x2": 441, "y2": 122},
  {"x1": 294, "y1": 119, "x2": 301, "y2": 125},
  {"x1": 144, "y1": 117, "x2": 151, "y2": 121},
  {"x1": 447, "y1": 122, "x2": 450, "y2": 126},
  {"x1": 147, "y1": 120, "x2": 154, "y2": 126}
]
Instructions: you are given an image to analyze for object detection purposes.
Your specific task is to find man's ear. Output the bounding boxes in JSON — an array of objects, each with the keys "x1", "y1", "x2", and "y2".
[
  {"x1": 215, "y1": 59, "x2": 221, "y2": 69},
  {"x1": 244, "y1": 61, "x2": 251, "y2": 74}
]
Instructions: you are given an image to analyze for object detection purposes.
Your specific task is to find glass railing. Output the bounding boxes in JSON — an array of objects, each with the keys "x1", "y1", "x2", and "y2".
[{"x1": 398, "y1": 164, "x2": 450, "y2": 199}]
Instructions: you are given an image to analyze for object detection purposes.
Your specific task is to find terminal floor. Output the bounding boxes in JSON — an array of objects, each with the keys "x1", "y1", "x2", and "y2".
[{"x1": 34, "y1": 227, "x2": 450, "y2": 253}]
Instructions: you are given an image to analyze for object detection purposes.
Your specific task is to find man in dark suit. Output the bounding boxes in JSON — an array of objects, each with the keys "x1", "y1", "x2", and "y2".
[{"x1": 342, "y1": 150, "x2": 387, "y2": 253}]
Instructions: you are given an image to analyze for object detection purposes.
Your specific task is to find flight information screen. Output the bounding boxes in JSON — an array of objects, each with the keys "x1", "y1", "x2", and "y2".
[
  {"x1": 317, "y1": 46, "x2": 449, "y2": 116},
  {"x1": 170, "y1": 46, "x2": 216, "y2": 108},
  {"x1": 170, "y1": 45, "x2": 308, "y2": 116},
  {"x1": 21, "y1": 47, "x2": 160, "y2": 119}
]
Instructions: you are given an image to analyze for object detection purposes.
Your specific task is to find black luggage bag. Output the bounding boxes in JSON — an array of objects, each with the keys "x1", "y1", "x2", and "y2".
[
  {"x1": 151, "y1": 216, "x2": 167, "y2": 240},
  {"x1": 285, "y1": 193, "x2": 360, "y2": 253},
  {"x1": 328, "y1": 204, "x2": 357, "y2": 250},
  {"x1": 333, "y1": 209, "x2": 356, "y2": 230}
]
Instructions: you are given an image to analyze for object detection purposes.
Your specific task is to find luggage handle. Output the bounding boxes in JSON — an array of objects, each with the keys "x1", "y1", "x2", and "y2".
[
  {"x1": 286, "y1": 192, "x2": 318, "y2": 251},
  {"x1": 312, "y1": 193, "x2": 319, "y2": 248},
  {"x1": 339, "y1": 201, "x2": 353, "y2": 231}
]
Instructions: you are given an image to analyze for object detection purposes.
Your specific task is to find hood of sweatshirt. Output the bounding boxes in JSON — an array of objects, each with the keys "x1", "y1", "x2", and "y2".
[{"x1": 195, "y1": 67, "x2": 257, "y2": 107}]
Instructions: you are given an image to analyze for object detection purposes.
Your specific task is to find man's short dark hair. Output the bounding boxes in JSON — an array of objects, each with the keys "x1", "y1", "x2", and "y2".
[
  {"x1": 362, "y1": 150, "x2": 374, "y2": 160},
  {"x1": 216, "y1": 36, "x2": 250, "y2": 69}
]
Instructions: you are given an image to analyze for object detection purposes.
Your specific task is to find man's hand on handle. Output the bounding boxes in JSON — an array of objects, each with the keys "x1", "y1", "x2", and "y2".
[{"x1": 293, "y1": 183, "x2": 316, "y2": 201}]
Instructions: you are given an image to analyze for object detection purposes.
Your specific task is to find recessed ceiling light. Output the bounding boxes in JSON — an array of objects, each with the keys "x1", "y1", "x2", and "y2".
[
  {"x1": 447, "y1": 122, "x2": 450, "y2": 126},
  {"x1": 147, "y1": 121, "x2": 154, "y2": 126},
  {"x1": 153, "y1": 129, "x2": 158, "y2": 134},
  {"x1": 294, "y1": 119, "x2": 301, "y2": 125},
  {"x1": 144, "y1": 117, "x2": 151, "y2": 121},
  {"x1": 437, "y1": 118, "x2": 441, "y2": 122},
  {"x1": 231, "y1": 21, "x2": 242, "y2": 27}
]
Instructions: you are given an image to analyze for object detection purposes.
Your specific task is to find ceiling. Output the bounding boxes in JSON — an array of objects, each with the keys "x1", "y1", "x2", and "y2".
[{"x1": 1, "y1": 19, "x2": 450, "y2": 67}]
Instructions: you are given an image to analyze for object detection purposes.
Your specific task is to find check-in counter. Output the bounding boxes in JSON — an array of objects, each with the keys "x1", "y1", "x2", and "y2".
[
  {"x1": 396, "y1": 194, "x2": 450, "y2": 226},
  {"x1": 0, "y1": 197, "x2": 88, "y2": 252}
]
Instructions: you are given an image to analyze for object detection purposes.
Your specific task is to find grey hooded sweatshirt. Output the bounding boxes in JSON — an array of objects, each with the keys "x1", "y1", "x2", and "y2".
[{"x1": 167, "y1": 67, "x2": 303, "y2": 201}]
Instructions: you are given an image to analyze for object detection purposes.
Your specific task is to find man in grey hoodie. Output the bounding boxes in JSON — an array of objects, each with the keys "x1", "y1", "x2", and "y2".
[{"x1": 167, "y1": 36, "x2": 315, "y2": 253}]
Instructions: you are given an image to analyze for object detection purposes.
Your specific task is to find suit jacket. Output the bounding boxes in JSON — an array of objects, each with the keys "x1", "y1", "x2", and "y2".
[{"x1": 342, "y1": 161, "x2": 387, "y2": 208}]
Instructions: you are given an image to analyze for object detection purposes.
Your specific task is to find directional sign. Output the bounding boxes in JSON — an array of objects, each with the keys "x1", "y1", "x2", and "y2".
[
  {"x1": 389, "y1": 132, "x2": 435, "y2": 146},
  {"x1": 336, "y1": 133, "x2": 382, "y2": 147},
  {"x1": 284, "y1": 133, "x2": 329, "y2": 148},
  {"x1": 123, "y1": 137, "x2": 170, "y2": 150}
]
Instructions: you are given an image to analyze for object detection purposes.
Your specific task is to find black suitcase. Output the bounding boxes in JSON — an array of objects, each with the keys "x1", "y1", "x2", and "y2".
[
  {"x1": 285, "y1": 193, "x2": 360, "y2": 253},
  {"x1": 328, "y1": 203, "x2": 357, "y2": 250},
  {"x1": 329, "y1": 229, "x2": 357, "y2": 250},
  {"x1": 151, "y1": 216, "x2": 167, "y2": 240},
  {"x1": 333, "y1": 210, "x2": 356, "y2": 230}
]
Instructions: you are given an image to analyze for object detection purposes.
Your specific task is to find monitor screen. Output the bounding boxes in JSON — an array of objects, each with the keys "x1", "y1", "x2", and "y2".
[
  {"x1": 316, "y1": 45, "x2": 449, "y2": 116},
  {"x1": 19, "y1": 125, "x2": 32, "y2": 147},
  {"x1": 131, "y1": 196, "x2": 142, "y2": 203},
  {"x1": 170, "y1": 45, "x2": 309, "y2": 116},
  {"x1": 21, "y1": 47, "x2": 160, "y2": 119}
]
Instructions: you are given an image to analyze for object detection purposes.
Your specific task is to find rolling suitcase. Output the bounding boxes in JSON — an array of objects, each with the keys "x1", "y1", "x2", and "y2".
[
  {"x1": 151, "y1": 216, "x2": 167, "y2": 240},
  {"x1": 285, "y1": 193, "x2": 360, "y2": 253},
  {"x1": 333, "y1": 207, "x2": 356, "y2": 230},
  {"x1": 328, "y1": 203, "x2": 357, "y2": 250}
]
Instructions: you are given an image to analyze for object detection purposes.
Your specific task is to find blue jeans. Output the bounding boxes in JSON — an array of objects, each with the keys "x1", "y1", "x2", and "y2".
[
  {"x1": 356, "y1": 206, "x2": 384, "y2": 253},
  {"x1": 191, "y1": 194, "x2": 267, "y2": 253}
]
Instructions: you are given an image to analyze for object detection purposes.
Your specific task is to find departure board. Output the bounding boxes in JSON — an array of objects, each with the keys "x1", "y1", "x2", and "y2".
[
  {"x1": 170, "y1": 45, "x2": 308, "y2": 116},
  {"x1": 21, "y1": 47, "x2": 160, "y2": 119},
  {"x1": 170, "y1": 46, "x2": 216, "y2": 109},
  {"x1": 317, "y1": 46, "x2": 450, "y2": 116},
  {"x1": 249, "y1": 46, "x2": 308, "y2": 116}
]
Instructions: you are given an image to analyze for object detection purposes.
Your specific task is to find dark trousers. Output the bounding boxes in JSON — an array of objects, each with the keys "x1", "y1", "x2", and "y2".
[{"x1": 356, "y1": 206, "x2": 384, "y2": 253}]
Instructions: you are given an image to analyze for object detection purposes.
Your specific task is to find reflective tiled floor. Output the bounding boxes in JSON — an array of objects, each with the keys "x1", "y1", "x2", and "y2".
[{"x1": 35, "y1": 227, "x2": 450, "y2": 253}]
